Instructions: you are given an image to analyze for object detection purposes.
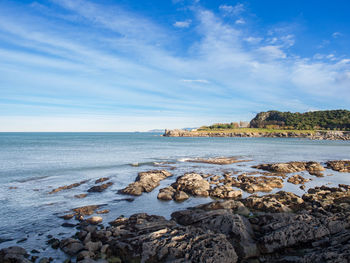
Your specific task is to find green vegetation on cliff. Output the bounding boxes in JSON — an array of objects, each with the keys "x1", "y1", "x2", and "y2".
[{"x1": 200, "y1": 110, "x2": 350, "y2": 131}]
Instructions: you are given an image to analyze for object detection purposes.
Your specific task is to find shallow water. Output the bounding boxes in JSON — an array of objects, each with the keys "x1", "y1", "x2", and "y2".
[{"x1": 0, "y1": 132, "x2": 349, "y2": 261}]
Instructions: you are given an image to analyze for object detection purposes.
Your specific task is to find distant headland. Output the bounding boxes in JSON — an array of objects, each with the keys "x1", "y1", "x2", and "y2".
[{"x1": 164, "y1": 110, "x2": 350, "y2": 140}]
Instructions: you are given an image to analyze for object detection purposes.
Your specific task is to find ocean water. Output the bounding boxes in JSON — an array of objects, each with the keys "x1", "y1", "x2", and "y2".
[{"x1": 0, "y1": 132, "x2": 349, "y2": 260}]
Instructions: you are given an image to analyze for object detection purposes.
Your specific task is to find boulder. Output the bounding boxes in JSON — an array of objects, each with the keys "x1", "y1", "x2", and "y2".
[
  {"x1": 86, "y1": 216, "x2": 103, "y2": 225},
  {"x1": 60, "y1": 238, "x2": 84, "y2": 256},
  {"x1": 287, "y1": 174, "x2": 310, "y2": 185},
  {"x1": 326, "y1": 160, "x2": 350, "y2": 172},
  {"x1": 171, "y1": 173, "x2": 210, "y2": 197},
  {"x1": 120, "y1": 170, "x2": 172, "y2": 196}
]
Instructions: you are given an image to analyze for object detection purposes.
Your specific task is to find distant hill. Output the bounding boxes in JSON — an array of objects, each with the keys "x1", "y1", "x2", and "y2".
[{"x1": 250, "y1": 110, "x2": 350, "y2": 131}]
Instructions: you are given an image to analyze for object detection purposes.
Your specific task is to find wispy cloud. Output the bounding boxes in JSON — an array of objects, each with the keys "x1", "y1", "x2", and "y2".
[
  {"x1": 0, "y1": 0, "x2": 349, "y2": 131},
  {"x1": 173, "y1": 19, "x2": 192, "y2": 28}
]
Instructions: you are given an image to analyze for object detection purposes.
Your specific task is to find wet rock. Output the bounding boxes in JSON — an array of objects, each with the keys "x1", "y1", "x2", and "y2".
[
  {"x1": 185, "y1": 156, "x2": 251, "y2": 165},
  {"x1": 60, "y1": 238, "x2": 84, "y2": 256},
  {"x1": 49, "y1": 180, "x2": 88, "y2": 194},
  {"x1": 171, "y1": 173, "x2": 210, "y2": 197},
  {"x1": 62, "y1": 222, "x2": 76, "y2": 228},
  {"x1": 253, "y1": 161, "x2": 325, "y2": 176},
  {"x1": 0, "y1": 246, "x2": 30, "y2": 263},
  {"x1": 326, "y1": 160, "x2": 350, "y2": 172},
  {"x1": 96, "y1": 209, "x2": 109, "y2": 214},
  {"x1": 87, "y1": 182, "x2": 113, "y2": 193},
  {"x1": 86, "y1": 216, "x2": 103, "y2": 225},
  {"x1": 157, "y1": 186, "x2": 176, "y2": 200},
  {"x1": 74, "y1": 194, "x2": 88, "y2": 199},
  {"x1": 174, "y1": 190, "x2": 189, "y2": 202},
  {"x1": 59, "y1": 214, "x2": 75, "y2": 220},
  {"x1": 120, "y1": 170, "x2": 172, "y2": 196},
  {"x1": 47, "y1": 238, "x2": 60, "y2": 249},
  {"x1": 287, "y1": 174, "x2": 310, "y2": 184},
  {"x1": 84, "y1": 241, "x2": 102, "y2": 252},
  {"x1": 77, "y1": 250, "x2": 95, "y2": 261},
  {"x1": 210, "y1": 185, "x2": 242, "y2": 199},
  {"x1": 95, "y1": 177, "x2": 109, "y2": 184},
  {"x1": 72, "y1": 205, "x2": 103, "y2": 216}
]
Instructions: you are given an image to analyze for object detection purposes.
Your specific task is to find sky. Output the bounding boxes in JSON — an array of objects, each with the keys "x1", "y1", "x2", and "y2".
[{"x1": 0, "y1": 0, "x2": 350, "y2": 131}]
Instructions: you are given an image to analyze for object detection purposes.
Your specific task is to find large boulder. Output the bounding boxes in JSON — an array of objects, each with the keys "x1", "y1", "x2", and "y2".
[
  {"x1": 171, "y1": 173, "x2": 210, "y2": 197},
  {"x1": 120, "y1": 170, "x2": 172, "y2": 196}
]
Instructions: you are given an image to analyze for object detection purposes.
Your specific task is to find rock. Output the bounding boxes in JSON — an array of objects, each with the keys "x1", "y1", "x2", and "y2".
[
  {"x1": 157, "y1": 186, "x2": 176, "y2": 200},
  {"x1": 107, "y1": 213, "x2": 238, "y2": 263},
  {"x1": 174, "y1": 190, "x2": 189, "y2": 202},
  {"x1": 38, "y1": 258, "x2": 50, "y2": 263},
  {"x1": 253, "y1": 161, "x2": 325, "y2": 176},
  {"x1": 74, "y1": 194, "x2": 88, "y2": 199},
  {"x1": 62, "y1": 222, "x2": 76, "y2": 228},
  {"x1": 86, "y1": 216, "x2": 103, "y2": 225},
  {"x1": 77, "y1": 250, "x2": 95, "y2": 261},
  {"x1": 96, "y1": 209, "x2": 109, "y2": 214},
  {"x1": 87, "y1": 182, "x2": 113, "y2": 193},
  {"x1": 72, "y1": 205, "x2": 103, "y2": 216},
  {"x1": 186, "y1": 156, "x2": 251, "y2": 165},
  {"x1": 287, "y1": 174, "x2": 310, "y2": 184},
  {"x1": 60, "y1": 238, "x2": 84, "y2": 256},
  {"x1": 49, "y1": 180, "x2": 88, "y2": 194},
  {"x1": 326, "y1": 160, "x2": 350, "y2": 172},
  {"x1": 230, "y1": 174, "x2": 283, "y2": 193},
  {"x1": 84, "y1": 241, "x2": 102, "y2": 252},
  {"x1": 59, "y1": 214, "x2": 75, "y2": 220},
  {"x1": 120, "y1": 170, "x2": 172, "y2": 196},
  {"x1": 243, "y1": 191, "x2": 304, "y2": 213},
  {"x1": 0, "y1": 246, "x2": 30, "y2": 263},
  {"x1": 171, "y1": 173, "x2": 210, "y2": 197},
  {"x1": 210, "y1": 185, "x2": 242, "y2": 199},
  {"x1": 95, "y1": 177, "x2": 109, "y2": 184}
]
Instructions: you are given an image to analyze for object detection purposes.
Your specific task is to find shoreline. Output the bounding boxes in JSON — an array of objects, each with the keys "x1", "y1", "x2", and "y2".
[
  {"x1": 163, "y1": 129, "x2": 350, "y2": 140},
  {"x1": 2, "y1": 158, "x2": 350, "y2": 262}
]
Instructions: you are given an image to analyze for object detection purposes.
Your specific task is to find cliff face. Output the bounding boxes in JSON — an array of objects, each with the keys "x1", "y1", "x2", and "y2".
[{"x1": 163, "y1": 129, "x2": 350, "y2": 140}]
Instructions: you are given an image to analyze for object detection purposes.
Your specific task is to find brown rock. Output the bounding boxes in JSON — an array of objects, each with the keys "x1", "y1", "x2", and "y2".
[
  {"x1": 86, "y1": 216, "x2": 103, "y2": 225},
  {"x1": 185, "y1": 156, "x2": 251, "y2": 165},
  {"x1": 174, "y1": 191, "x2": 189, "y2": 202},
  {"x1": 287, "y1": 174, "x2": 310, "y2": 185},
  {"x1": 49, "y1": 180, "x2": 88, "y2": 194},
  {"x1": 171, "y1": 173, "x2": 210, "y2": 197},
  {"x1": 120, "y1": 170, "x2": 172, "y2": 196},
  {"x1": 326, "y1": 160, "x2": 350, "y2": 172},
  {"x1": 95, "y1": 177, "x2": 109, "y2": 184},
  {"x1": 87, "y1": 182, "x2": 113, "y2": 193}
]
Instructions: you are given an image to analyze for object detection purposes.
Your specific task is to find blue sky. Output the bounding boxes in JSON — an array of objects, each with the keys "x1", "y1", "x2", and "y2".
[{"x1": 0, "y1": 0, "x2": 349, "y2": 131}]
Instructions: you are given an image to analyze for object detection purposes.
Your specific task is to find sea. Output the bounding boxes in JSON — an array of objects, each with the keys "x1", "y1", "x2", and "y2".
[{"x1": 0, "y1": 132, "x2": 349, "y2": 260}]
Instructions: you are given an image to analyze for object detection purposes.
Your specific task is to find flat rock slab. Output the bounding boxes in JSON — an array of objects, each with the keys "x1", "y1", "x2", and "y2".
[{"x1": 186, "y1": 157, "x2": 252, "y2": 165}]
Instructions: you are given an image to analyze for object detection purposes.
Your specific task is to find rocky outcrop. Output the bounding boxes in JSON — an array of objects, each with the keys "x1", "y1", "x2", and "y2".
[
  {"x1": 163, "y1": 129, "x2": 350, "y2": 140},
  {"x1": 120, "y1": 170, "x2": 172, "y2": 196},
  {"x1": 87, "y1": 182, "x2": 113, "y2": 193},
  {"x1": 230, "y1": 174, "x2": 284, "y2": 193},
  {"x1": 326, "y1": 160, "x2": 350, "y2": 172},
  {"x1": 56, "y1": 184, "x2": 350, "y2": 263},
  {"x1": 253, "y1": 161, "x2": 325, "y2": 176},
  {"x1": 49, "y1": 180, "x2": 89, "y2": 194},
  {"x1": 185, "y1": 156, "x2": 251, "y2": 165},
  {"x1": 287, "y1": 174, "x2": 310, "y2": 184}
]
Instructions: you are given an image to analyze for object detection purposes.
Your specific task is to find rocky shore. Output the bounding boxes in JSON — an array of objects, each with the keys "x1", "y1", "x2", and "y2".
[
  {"x1": 1, "y1": 159, "x2": 350, "y2": 262},
  {"x1": 163, "y1": 129, "x2": 350, "y2": 140}
]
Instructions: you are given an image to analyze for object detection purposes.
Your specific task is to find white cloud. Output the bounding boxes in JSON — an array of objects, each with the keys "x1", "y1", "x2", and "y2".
[
  {"x1": 332, "y1": 32, "x2": 342, "y2": 38},
  {"x1": 181, "y1": 79, "x2": 209, "y2": 84},
  {"x1": 244, "y1": 37, "x2": 263, "y2": 44},
  {"x1": 219, "y1": 3, "x2": 244, "y2": 15},
  {"x1": 235, "y1": 18, "x2": 245, "y2": 25},
  {"x1": 258, "y1": 45, "x2": 287, "y2": 59},
  {"x1": 173, "y1": 19, "x2": 192, "y2": 28}
]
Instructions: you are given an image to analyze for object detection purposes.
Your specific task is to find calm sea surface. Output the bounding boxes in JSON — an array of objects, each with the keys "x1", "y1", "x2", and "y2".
[{"x1": 0, "y1": 132, "x2": 349, "y2": 260}]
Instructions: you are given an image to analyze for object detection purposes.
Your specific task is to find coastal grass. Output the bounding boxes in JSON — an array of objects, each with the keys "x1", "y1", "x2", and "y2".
[{"x1": 196, "y1": 127, "x2": 317, "y2": 134}]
